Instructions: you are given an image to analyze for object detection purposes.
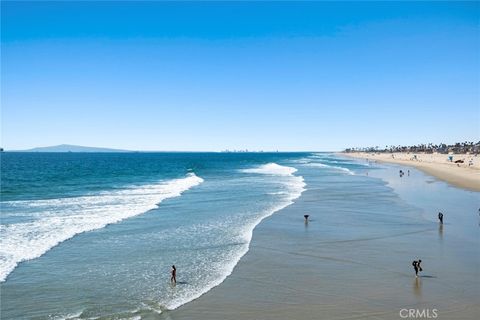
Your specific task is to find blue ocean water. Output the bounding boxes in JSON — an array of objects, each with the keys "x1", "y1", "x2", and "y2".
[
  {"x1": 1, "y1": 152, "x2": 312, "y2": 318},
  {"x1": 2, "y1": 152, "x2": 476, "y2": 319}
]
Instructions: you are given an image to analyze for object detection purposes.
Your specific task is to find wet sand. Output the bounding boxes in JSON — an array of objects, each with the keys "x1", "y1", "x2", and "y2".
[
  {"x1": 164, "y1": 163, "x2": 480, "y2": 320},
  {"x1": 343, "y1": 152, "x2": 480, "y2": 192}
]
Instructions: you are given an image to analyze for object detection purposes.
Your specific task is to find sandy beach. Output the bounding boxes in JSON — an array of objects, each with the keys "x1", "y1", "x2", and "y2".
[
  {"x1": 343, "y1": 152, "x2": 480, "y2": 192},
  {"x1": 165, "y1": 160, "x2": 480, "y2": 320}
]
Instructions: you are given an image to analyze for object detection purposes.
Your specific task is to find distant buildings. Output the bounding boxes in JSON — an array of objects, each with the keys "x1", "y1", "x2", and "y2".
[
  {"x1": 344, "y1": 141, "x2": 480, "y2": 154},
  {"x1": 221, "y1": 149, "x2": 269, "y2": 153}
]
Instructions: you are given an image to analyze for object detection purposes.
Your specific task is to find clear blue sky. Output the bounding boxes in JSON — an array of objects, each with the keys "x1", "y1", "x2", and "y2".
[{"x1": 1, "y1": 1, "x2": 479, "y2": 151}]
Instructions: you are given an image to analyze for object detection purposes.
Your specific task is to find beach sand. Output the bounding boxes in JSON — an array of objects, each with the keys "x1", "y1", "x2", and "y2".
[
  {"x1": 343, "y1": 152, "x2": 480, "y2": 192},
  {"x1": 163, "y1": 162, "x2": 480, "y2": 320}
]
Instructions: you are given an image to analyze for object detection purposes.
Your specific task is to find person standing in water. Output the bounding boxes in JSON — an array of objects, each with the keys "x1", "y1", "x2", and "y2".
[
  {"x1": 438, "y1": 212, "x2": 444, "y2": 224},
  {"x1": 171, "y1": 265, "x2": 177, "y2": 285},
  {"x1": 412, "y1": 260, "x2": 423, "y2": 277}
]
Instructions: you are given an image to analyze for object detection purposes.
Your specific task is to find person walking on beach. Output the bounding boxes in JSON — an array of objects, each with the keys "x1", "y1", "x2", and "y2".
[
  {"x1": 438, "y1": 212, "x2": 444, "y2": 224},
  {"x1": 412, "y1": 260, "x2": 423, "y2": 277},
  {"x1": 171, "y1": 265, "x2": 177, "y2": 285}
]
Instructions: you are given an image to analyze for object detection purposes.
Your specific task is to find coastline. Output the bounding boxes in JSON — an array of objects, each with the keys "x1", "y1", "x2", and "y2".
[
  {"x1": 166, "y1": 160, "x2": 480, "y2": 320},
  {"x1": 342, "y1": 152, "x2": 480, "y2": 192}
]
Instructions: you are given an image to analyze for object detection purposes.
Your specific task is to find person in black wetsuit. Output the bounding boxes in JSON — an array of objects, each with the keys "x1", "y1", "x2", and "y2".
[
  {"x1": 171, "y1": 265, "x2": 177, "y2": 285},
  {"x1": 438, "y1": 212, "x2": 444, "y2": 224},
  {"x1": 412, "y1": 260, "x2": 423, "y2": 277}
]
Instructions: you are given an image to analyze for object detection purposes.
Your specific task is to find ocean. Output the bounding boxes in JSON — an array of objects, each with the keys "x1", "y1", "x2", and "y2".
[
  {"x1": 1, "y1": 152, "x2": 478, "y2": 319},
  {"x1": 1, "y1": 152, "x2": 309, "y2": 318}
]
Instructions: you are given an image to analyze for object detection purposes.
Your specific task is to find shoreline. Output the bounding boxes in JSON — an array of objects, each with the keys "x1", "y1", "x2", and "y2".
[
  {"x1": 341, "y1": 152, "x2": 480, "y2": 192},
  {"x1": 167, "y1": 159, "x2": 480, "y2": 320}
]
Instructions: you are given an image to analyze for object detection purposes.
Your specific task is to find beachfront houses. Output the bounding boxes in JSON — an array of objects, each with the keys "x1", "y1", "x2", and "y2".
[{"x1": 345, "y1": 141, "x2": 480, "y2": 155}]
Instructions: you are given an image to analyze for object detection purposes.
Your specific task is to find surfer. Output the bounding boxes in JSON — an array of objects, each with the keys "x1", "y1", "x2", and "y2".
[
  {"x1": 304, "y1": 214, "x2": 309, "y2": 222},
  {"x1": 171, "y1": 265, "x2": 177, "y2": 285},
  {"x1": 438, "y1": 212, "x2": 443, "y2": 224}
]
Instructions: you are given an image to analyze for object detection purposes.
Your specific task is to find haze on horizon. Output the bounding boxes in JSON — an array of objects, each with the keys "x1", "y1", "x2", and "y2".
[{"x1": 1, "y1": 2, "x2": 478, "y2": 151}]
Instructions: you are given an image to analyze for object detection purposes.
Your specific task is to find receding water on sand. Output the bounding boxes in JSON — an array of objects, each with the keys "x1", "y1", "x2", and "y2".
[
  {"x1": 0, "y1": 153, "x2": 306, "y2": 319},
  {"x1": 1, "y1": 153, "x2": 478, "y2": 319},
  {"x1": 169, "y1": 156, "x2": 480, "y2": 320}
]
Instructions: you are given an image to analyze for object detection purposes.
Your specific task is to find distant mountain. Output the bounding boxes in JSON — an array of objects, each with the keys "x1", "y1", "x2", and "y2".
[{"x1": 15, "y1": 144, "x2": 132, "y2": 153}]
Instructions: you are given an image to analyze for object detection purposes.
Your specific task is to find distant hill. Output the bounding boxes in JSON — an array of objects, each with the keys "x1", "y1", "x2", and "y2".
[{"x1": 14, "y1": 144, "x2": 132, "y2": 153}]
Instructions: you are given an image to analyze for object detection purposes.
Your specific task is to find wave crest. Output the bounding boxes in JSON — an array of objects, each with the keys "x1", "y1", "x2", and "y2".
[
  {"x1": 306, "y1": 162, "x2": 355, "y2": 175},
  {"x1": 0, "y1": 173, "x2": 204, "y2": 282},
  {"x1": 167, "y1": 164, "x2": 306, "y2": 310},
  {"x1": 240, "y1": 163, "x2": 298, "y2": 176}
]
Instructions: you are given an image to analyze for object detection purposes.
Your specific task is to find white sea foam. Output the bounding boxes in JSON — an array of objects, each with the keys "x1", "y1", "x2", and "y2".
[
  {"x1": 0, "y1": 173, "x2": 204, "y2": 282},
  {"x1": 240, "y1": 162, "x2": 298, "y2": 176},
  {"x1": 308, "y1": 153, "x2": 329, "y2": 159},
  {"x1": 290, "y1": 158, "x2": 311, "y2": 164},
  {"x1": 321, "y1": 159, "x2": 370, "y2": 167},
  {"x1": 306, "y1": 162, "x2": 355, "y2": 175},
  {"x1": 308, "y1": 154, "x2": 370, "y2": 167},
  {"x1": 51, "y1": 310, "x2": 84, "y2": 320},
  {"x1": 164, "y1": 164, "x2": 306, "y2": 310}
]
